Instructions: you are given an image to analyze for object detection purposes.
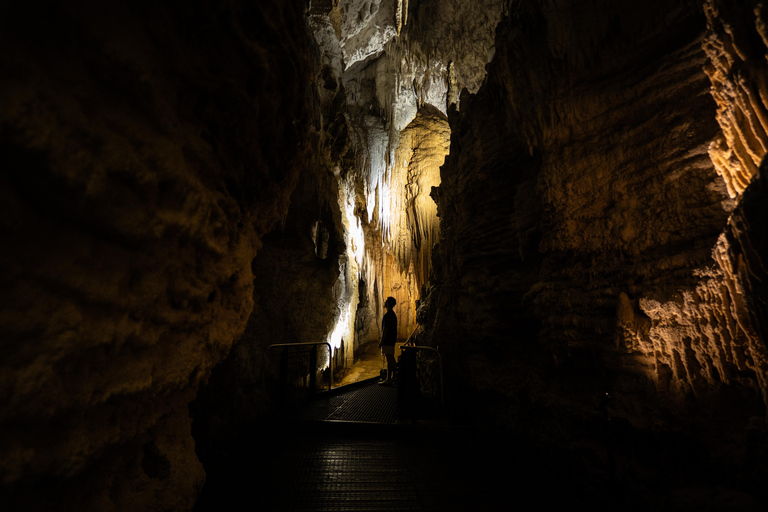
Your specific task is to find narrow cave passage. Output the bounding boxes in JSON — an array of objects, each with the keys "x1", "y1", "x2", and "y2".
[{"x1": 2, "y1": 1, "x2": 768, "y2": 511}]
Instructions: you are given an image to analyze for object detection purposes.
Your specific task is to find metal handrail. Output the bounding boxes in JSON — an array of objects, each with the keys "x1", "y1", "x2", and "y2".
[
  {"x1": 260, "y1": 342, "x2": 333, "y2": 394},
  {"x1": 400, "y1": 345, "x2": 444, "y2": 405},
  {"x1": 403, "y1": 325, "x2": 420, "y2": 346}
]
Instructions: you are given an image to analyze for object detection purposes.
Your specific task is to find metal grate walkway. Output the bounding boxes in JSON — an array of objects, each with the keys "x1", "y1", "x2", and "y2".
[
  {"x1": 194, "y1": 379, "x2": 510, "y2": 511},
  {"x1": 194, "y1": 425, "x2": 500, "y2": 512},
  {"x1": 243, "y1": 432, "x2": 480, "y2": 511},
  {"x1": 289, "y1": 379, "x2": 399, "y2": 423}
]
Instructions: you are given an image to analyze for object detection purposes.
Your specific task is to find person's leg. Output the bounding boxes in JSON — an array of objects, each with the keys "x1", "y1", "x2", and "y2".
[{"x1": 386, "y1": 353, "x2": 396, "y2": 381}]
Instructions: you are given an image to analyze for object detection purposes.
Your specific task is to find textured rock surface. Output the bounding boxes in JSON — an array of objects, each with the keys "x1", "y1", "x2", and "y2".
[
  {"x1": 421, "y1": 1, "x2": 768, "y2": 505},
  {"x1": 714, "y1": 158, "x2": 768, "y2": 401},
  {"x1": 191, "y1": 169, "x2": 346, "y2": 464},
  {"x1": 704, "y1": 0, "x2": 768, "y2": 197},
  {"x1": 428, "y1": 0, "x2": 766, "y2": 438},
  {"x1": 390, "y1": 105, "x2": 450, "y2": 289},
  {"x1": 0, "y1": 0, "x2": 315, "y2": 509},
  {"x1": 339, "y1": 0, "x2": 398, "y2": 68},
  {"x1": 400, "y1": 0, "x2": 505, "y2": 98}
]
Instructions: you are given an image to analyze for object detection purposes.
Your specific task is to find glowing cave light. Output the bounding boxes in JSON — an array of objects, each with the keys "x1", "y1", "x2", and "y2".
[
  {"x1": 328, "y1": 302, "x2": 353, "y2": 350},
  {"x1": 325, "y1": 177, "x2": 366, "y2": 357},
  {"x1": 343, "y1": 181, "x2": 366, "y2": 268}
]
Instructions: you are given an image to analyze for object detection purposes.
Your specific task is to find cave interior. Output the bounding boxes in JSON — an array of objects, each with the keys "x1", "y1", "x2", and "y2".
[{"x1": 1, "y1": 0, "x2": 768, "y2": 510}]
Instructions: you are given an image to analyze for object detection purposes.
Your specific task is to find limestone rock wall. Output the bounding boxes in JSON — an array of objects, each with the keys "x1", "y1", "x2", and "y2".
[
  {"x1": 704, "y1": 0, "x2": 768, "y2": 197},
  {"x1": 390, "y1": 105, "x2": 450, "y2": 291},
  {"x1": 427, "y1": 0, "x2": 768, "y2": 437},
  {"x1": 193, "y1": 1, "x2": 365, "y2": 460},
  {"x1": 714, "y1": 159, "x2": 768, "y2": 402},
  {"x1": 0, "y1": 0, "x2": 316, "y2": 509},
  {"x1": 191, "y1": 168, "x2": 347, "y2": 465}
]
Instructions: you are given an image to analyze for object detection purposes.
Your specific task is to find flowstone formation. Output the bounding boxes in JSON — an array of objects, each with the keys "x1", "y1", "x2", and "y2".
[
  {"x1": 0, "y1": 0, "x2": 316, "y2": 509},
  {"x1": 425, "y1": 0, "x2": 768, "y2": 484}
]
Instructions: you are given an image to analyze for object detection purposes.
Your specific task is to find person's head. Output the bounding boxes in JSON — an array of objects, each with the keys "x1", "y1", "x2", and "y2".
[{"x1": 384, "y1": 296, "x2": 396, "y2": 310}]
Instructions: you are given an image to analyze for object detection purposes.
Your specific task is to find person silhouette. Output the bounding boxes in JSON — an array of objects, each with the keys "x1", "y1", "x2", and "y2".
[{"x1": 378, "y1": 296, "x2": 397, "y2": 385}]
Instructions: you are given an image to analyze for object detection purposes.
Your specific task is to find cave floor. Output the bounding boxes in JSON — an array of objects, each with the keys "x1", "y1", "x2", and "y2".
[
  {"x1": 195, "y1": 422, "x2": 502, "y2": 511},
  {"x1": 193, "y1": 380, "x2": 514, "y2": 511},
  {"x1": 194, "y1": 381, "x2": 614, "y2": 512},
  {"x1": 336, "y1": 342, "x2": 386, "y2": 387},
  {"x1": 194, "y1": 379, "x2": 768, "y2": 512}
]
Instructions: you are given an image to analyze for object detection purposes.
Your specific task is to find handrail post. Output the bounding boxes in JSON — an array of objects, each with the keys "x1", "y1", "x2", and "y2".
[{"x1": 404, "y1": 326, "x2": 420, "y2": 347}]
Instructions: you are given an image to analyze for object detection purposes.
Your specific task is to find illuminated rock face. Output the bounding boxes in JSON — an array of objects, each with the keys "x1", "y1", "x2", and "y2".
[
  {"x1": 351, "y1": 105, "x2": 450, "y2": 342},
  {"x1": 390, "y1": 106, "x2": 450, "y2": 290},
  {"x1": 318, "y1": 0, "x2": 504, "y2": 345},
  {"x1": 427, "y1": 0, "x2": 768, "y2": 436},
  {"x1": 703, "y1": 0, "x2": 768, "y2": 198},
  {"x1": 0, "y1": 0, "x2": 315, "y2": 509},
  {"x1": 714, "y1": 163, "x2": 768, "y2": 401}
]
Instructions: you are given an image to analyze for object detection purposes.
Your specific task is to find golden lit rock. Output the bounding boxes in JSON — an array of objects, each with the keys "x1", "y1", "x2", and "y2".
[
  {"x1": 703, "y1": 0, "x2": 768, "y2": 197},
  {"x1": 390, "y1": 105, "x2": 450, "y2": 290}
]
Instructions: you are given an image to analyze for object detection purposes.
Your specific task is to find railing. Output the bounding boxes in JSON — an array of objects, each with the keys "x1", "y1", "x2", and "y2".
[
  {"x1": 260, "y1": 342, "x2": 333, "y2": 405},
  {"x1": 397, "y1": 344, "x2": 445, "y2": 421},
  {"x1": 403, "y1": 326, "x2": 420, "y2": 347}
]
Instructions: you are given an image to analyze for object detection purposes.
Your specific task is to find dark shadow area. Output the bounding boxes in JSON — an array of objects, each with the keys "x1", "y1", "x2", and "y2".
[{"x1": 193, "y1": 376, "x2": 767, "y2": 512}]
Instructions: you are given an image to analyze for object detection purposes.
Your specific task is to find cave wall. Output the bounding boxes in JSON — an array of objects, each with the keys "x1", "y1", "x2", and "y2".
[
  {"x1": 191, "y1": 167, "x2": 347, "y2": 465},
  {"x1": 428, "y1": 0, "x2": 767, "y2": 438},
  {"x1": 704, "y1": 0, "x2": 768, "y2": 197},
  {"x1": 0, "y1": 0, "x2": 317, "y2": 509},
  {"x1": 703, "y1": 0, "x2": 768, "y2": 350}
]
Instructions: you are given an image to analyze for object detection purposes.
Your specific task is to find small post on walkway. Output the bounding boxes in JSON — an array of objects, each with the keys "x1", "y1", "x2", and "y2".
[{"x1": 309, "y1": 344, "x2": 317, "y2": 391}]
